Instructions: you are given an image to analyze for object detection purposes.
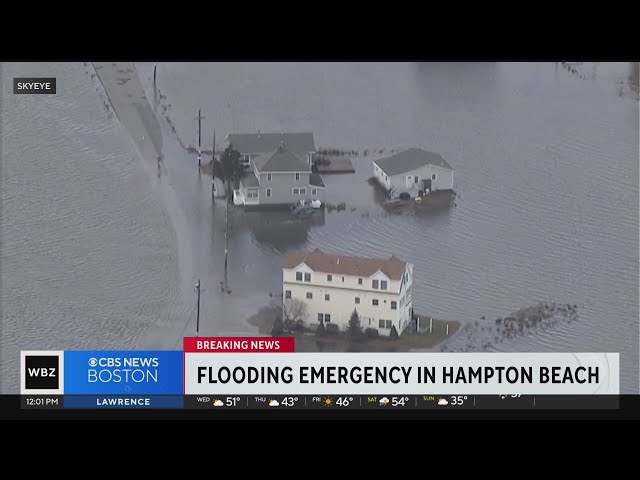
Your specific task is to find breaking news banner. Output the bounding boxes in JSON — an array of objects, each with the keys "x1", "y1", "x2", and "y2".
[
  {"x1": 19, "y1": 340, "x2": 620, "y2": 410},
  {"x1": 183, "y1": 339, "x2": 619, "y2": 395}
]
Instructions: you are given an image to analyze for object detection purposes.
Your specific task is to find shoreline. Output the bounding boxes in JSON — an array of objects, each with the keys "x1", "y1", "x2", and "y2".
[{"x1": 92, "y1": 62, "x2": 191, "y2": 348}]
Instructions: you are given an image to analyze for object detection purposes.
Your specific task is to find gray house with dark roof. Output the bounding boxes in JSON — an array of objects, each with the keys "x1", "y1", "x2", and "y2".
[
  {"x1": 372, "y1": 148, "x2": 454, "y2": 198},
  {"x1": 226, "y1": 132, "x2": 316, "y2": 170},
  {"x1": 235, "y1": 143, "x2": 325, "y2": 207}
]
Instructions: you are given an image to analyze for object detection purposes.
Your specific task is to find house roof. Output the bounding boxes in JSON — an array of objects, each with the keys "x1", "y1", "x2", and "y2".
[
  {"x1": 283, "y1": 248, "x2": 407, "y2": 280},
  {"x1": 227, "y1": 132, "x2": 316, "y2": 155},
  {"x1": 240, "y1": 173, "x2": 259, "y2": 188},
  {"x1": 253, "y1": 144, "x2": 311, "y2": 173},
  {"x1": 309, "y1": 173, "x2": 325, "y2": 188},
  {"x1": 373, "y1": 148, "x2": 453, "y2": 176}
]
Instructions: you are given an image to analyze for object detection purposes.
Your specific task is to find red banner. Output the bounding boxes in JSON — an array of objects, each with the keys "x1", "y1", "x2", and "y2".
[{"x1": 184, "y1": 337, "x2": 294, "y2": 353}]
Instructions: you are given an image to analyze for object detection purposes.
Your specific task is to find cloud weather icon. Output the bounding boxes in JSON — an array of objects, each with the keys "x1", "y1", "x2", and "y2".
[
  {"x1": 269, "y1": 399, "x2": 280, "y2": 407},
  {"x1": 213, "y1": 399, "x2": 224, "y2": 407},
  {"x1": 438, "y1": 398, "x2": 448, "y2": 405},
  {"x1": 379, "y1": 397, "x2": 389, "y2": 406}
]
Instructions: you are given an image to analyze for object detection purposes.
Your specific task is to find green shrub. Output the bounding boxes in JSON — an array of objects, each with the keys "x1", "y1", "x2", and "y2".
[
  {"x1": 389, "y1": 325, "x2": 399, "y2": 339},
  {"x1": 271, "y1": 317, "x2": 284, "y2": 336},
  {"x1": 325, "y1": 323, "x2": 339, "y2": 335},
  {"x1": 364, "y1": 328, "x2": 379, "y2": 338}
]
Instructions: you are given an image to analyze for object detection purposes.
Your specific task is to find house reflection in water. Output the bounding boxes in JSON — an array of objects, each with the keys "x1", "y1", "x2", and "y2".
[{"x1": 242, "y1": 208, "x2": 326, "y2": 251}]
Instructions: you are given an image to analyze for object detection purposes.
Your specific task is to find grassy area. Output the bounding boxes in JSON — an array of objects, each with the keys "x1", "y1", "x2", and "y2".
[{"x1": 246, "y1": 306, "x2": 460, "y2": 352}]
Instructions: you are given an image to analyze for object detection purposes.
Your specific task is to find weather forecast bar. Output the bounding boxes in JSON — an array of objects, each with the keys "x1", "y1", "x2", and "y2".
[
  {"x1": 19, "y1": 395, "x2": 620, "y2": 409},
  {"x1": 180, "y1": 394, "x2": 620, "y2": 409}
]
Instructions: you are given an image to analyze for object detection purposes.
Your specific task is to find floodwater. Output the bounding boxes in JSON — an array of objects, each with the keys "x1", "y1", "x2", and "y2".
[{"x1": 1, "y1": 62, "x2": 638, "y2": 393}]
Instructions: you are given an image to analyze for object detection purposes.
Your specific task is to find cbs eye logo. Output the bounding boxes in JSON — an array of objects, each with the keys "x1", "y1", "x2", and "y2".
[{"x1": 88, "y1": 358, "x2": 98, "y2": 367}]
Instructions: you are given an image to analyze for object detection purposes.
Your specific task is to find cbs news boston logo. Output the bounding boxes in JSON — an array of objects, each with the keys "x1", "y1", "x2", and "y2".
[{"x1": 20, "y1": 351, "x2": 65, "y2": 394}]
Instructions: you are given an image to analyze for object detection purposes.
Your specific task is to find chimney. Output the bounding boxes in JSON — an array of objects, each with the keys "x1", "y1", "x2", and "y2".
[{"x1": 279, "y1": 140, "x2": 285, "y2": 152}]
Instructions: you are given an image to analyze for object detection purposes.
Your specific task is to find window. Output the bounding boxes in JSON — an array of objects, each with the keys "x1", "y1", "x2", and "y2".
[
  {"x1": 292, "y1": 188, "x2": 300, "y2": 195},
  {"x1": 355, "y1": 297, "x2": 360, "y2": 304},
  {"x1": 285, "y1": 290, "x2": 291, "y2": 299},
  {"x1": 327, "y1": 274, "x2": 332, "y2": 282},
  {"x1": 385, "y1": 320, "x2": 392, "y2": 329},
  {"x1": 342, "y1": 276, "x2": 344, "y2": 282},
  {"x1": 247, "y1": 189, "x2": 258, "y2": 198},
  {"x1": 317, "y1": 313, "x2": 323, "y2": 322},
  {"x1": 368, "y1": 318, "x2": 372, "y2": 325},
  {"x1": 267, "y1": 173, "x2": 272, "y2": 181},
  {"x1": 372, "y1": 280, "x2": 379, "y2": 289},
  {"x1": 414, "y1": 176, "x2": 419, "y2": 184},
  {"x1": 304, "y1": 272, "x2": 311, "y2": 282},
  {"x1": 311, "y1": 188, "x2": 317, "y2": 195},
  {"x1": 432, "y1": 173, "x2": 436, "y2": 180},
  {"x1": 266, "y1": 188, "x2": 271, "y2": 198},
  {"x1": 325, "y1": 294, "x2": 330, "y2": 301},
  {"x1": 391, "y1": 301, "x2": 397, "y2": 310},
  {"x1": 306, "y1": 292, "x2": 313, "y2": 299},
  {"x1": 295, "y1": 172, "x2": 300, "y2": 181},
  {"x1": 378, "y1": 319, "x2": 385, "y2": 328},
  {"x1": 299, "y1": 188, "x2": 306, "y2": 195},
  {"x1": 296, "y1": 272, "x2": 302, "y2": 281},
  {"x1": 372, "y1": 299, "x2": 379, "y2": 306},
  {"x1": 380, "y1": 280, "x2": 387, "y2": 290},
  {"x1": 358, "y1": 278, "x2": 363, "y2": 285},
  {"x1": 325, "y1": 314, "x2": 331, "y2": 323}
]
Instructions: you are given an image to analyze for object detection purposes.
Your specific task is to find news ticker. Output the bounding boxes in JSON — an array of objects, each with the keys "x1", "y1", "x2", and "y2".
[
  {"x1": 20, "y1": 394, "x2": 620, "y2": 410},
  {"x1": 20, "y1": 340, "x2": 620, "y2": 402}
]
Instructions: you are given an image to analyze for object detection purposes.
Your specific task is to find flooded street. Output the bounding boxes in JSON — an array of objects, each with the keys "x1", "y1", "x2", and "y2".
[{"x1": 2, "y1": 62, "x2": 638, "y2": 393}]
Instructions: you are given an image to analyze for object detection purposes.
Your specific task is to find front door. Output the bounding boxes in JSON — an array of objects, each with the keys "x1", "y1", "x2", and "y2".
[
  {"x1": 423, "y1": 179, "x2": 432, "y2": 194},
  {"x1": 405, "y1": 175, "x2": 412, "y2": 189}
]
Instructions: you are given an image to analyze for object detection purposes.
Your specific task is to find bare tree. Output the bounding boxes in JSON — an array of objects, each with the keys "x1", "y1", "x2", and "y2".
[{"x1": 282, "y1": 298, "x2": 308, "y2": 333}]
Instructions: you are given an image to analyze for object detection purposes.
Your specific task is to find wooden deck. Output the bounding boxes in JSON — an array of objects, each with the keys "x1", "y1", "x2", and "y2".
[{"x1": 315, "y1": 157, "x2": 355, "y2": 174}]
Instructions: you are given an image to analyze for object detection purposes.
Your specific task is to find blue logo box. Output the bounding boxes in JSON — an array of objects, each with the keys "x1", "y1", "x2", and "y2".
[{"x1": 64, "y1": 351, "x2": 183, "y2": 394}]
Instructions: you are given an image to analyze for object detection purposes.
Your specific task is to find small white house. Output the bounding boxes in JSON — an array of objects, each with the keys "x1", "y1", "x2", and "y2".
[{"x1": 372, "y1": 148, "x2": 454, "y2": 198}]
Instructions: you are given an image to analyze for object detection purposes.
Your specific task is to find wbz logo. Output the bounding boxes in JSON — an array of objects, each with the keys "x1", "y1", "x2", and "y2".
[{"x1": 21, "y1": 351, "x2": 64, "y2": 393}]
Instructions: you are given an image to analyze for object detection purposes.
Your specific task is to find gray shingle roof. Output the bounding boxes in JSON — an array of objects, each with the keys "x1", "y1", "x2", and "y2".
[
  {"x1": 373, "y1": 148, "x2": 453, "y2": 176},
  {"x1": 253, "y1": 145, "x2": 311, "y2": 173},
  {"x1": 227, "y1": 132, "x2": 315, "y2": 155},
  {"x1": 240, "y1": 174, "x2": 259, "y2": 188},
  {"x1": 309, "y1": 173, "x2": 325, "y2": 188}
]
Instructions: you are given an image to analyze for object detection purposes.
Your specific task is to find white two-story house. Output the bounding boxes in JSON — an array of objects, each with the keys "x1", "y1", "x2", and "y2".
[{"x1": 282, "y1": 248, "x2": 414, "y2": 336}]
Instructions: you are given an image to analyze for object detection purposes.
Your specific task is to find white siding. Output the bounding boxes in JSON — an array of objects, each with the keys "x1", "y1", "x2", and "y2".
[
  {"x1": 283, "y1": 263, "x2": 413, "y2": 336},
  {"x1": 388, "y1": 164, "x2": 454, "y2": 197}
]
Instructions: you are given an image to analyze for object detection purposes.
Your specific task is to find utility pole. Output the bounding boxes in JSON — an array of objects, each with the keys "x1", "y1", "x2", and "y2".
[
  {"x1": 212, "y1": 129, "x2": 216, "y2": 201},
  {"x1": 195, "y1": 109, "x2": 206, "y2": 169},
  {"x1": 224, "y1": 199, "x2": 229, "y2": 279},
  {"x1": 195, "y1": 279, "x2": 201, "y2": 337}
]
